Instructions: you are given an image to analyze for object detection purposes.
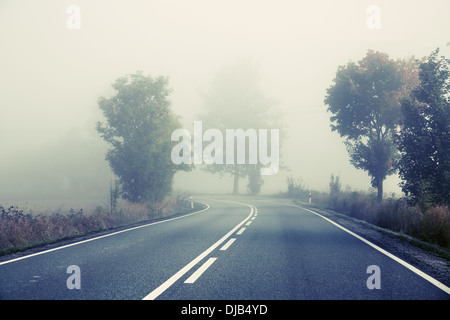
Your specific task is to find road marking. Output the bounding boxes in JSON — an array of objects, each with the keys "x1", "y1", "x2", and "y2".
[
  {"x1": 143, "y1": 203, "x2": 254, "y2": 300},
  {"x1": 237, "y1": 228, "x2": 246, "y2": 235},
  {"x1": 301, "y1": 206, "x2": 450, "y2": 296},
  {"x1": 245, "y1": 221, "x2": 252, "y2": 226},
  {"x1": 0, "y1": 202, "x2": 211, "y2": 266},
  {"x1": 184, "y1": 258, "x2": 217, "y2": 284},
  {"x1": 257, "y1": 199, "x2": 450, "y2": 296},
  {"x1": 251, "y1": 217, "x2": 255, "y2": 220},
  {"x1": 220, "y1": 238, "x2": 236, "y2": 251}
]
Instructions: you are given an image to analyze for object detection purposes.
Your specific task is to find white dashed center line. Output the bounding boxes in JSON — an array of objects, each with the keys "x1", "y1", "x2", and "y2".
[
  {"x1": 220, "y1": 238, "x2": 236, "y2": 251},
  {"x1": 184, "y1": 258, "x2": 217, "y2": 284},
  {"x1": 143, "y1": 203, "x2": 255, "y2": 300}
]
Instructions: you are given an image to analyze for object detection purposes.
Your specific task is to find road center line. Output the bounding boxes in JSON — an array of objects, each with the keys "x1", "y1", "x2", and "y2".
[
  {"x1": 237, "y1": 227, "x2": 246, "y2": 235},
  {"x1": 142, "y1": 203, "x2": 255, "y2": 300},
  {"x1": 184, "y1": 258, "x2": 217, "y2": 284},
  {"x1": 220, "y1": 238, "x2": 236, "y2": 251}
]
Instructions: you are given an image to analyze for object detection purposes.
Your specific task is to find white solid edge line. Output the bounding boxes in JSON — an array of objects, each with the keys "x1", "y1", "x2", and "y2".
[
  {"x1": 259, "y1": 199, "x2": 450, "y2": 296},
  {"x1": 142, "y1": 203, "x2": 255, "y2": 300},
  {"x1": 184, "y1": 257, "x2": 217, "y2": 284},
  {"x1": 220, "y1": 238, "x2": 236, "y2": 251},
  {"x1": 0, "y1": 202, "x2": 211, "y2": 266}
]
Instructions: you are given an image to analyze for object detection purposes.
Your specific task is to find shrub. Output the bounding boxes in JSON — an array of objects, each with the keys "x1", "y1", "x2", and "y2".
[
  {"x1": 396, "y1": 203, "x2": 423, "y2": 236},
  {"x1": 286, "y1": 176, "x2": 308, "y2": 199},
  {"x1": 286, "y1": 186, "x2": 450, "y2": 249},
  {"x1": 420, "y1": 206, "x2": 450, "y2": 247},
  {"x1": 0, "y1": 196, "x2": 186, "y2": 254},
  {"x1": 375, "y1": 200, "x2": 399, "y2": 230}
]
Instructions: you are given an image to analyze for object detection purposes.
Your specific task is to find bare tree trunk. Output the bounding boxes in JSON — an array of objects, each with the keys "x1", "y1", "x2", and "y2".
[
  {"x1": 377, "y1": 178, "x2": 383, "y2": 202},
  {"x1": 233, "y1": 164, "x2": 239, "y2": 195}
]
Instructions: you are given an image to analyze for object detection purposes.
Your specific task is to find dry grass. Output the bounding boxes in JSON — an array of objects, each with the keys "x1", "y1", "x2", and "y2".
[
  {"x1": 326, "y1": 193, "x2": 450, "y2": 248},
  {"x1": 0, "y1": 196, "x2": 192, "y2": 255},
  {"x1": 278, "y1": 189, "x2": 450, "y2": 249}
]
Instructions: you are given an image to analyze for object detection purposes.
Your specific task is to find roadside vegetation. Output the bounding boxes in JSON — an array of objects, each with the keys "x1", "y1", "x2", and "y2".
[
  {"x1": 278, "y1": 48, "x2": 450, "y2": 253},
  {"x1": 281, "y1": 174, "x2": 450, "y2": 251},
  {"x1": 2, "y1": 49, "x2": 447, "y2": 259},
  {"x1": 0, "y1": 195, "x2": 196, "y2": 256},
  {"x1": 0, "y1": 72, "x2": 197, "y2": 257}
]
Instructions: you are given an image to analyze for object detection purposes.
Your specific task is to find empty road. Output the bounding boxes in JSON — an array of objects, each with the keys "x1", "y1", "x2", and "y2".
[{"x1": 0, "y1": 197, "x2": 449, "y2": 301}]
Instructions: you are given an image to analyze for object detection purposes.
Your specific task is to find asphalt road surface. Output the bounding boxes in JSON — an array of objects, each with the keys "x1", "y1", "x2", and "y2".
[{"x1": 0, "y1": 197, "x2": 449, "y2": 300}]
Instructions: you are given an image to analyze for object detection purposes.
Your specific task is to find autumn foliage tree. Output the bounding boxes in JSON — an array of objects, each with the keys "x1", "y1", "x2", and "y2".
[{"x1": 325, "y1": 50, "x2": 419, "y2": 201}]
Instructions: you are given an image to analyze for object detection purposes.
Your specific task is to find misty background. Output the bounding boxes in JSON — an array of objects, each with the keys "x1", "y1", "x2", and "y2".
[{"x1": 1, "y1": 0, "x2": 449, "y2": 209}]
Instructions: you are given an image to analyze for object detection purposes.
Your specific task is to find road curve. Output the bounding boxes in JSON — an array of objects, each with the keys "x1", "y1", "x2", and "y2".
[{"x1": 0, "y1": 196, "x2": 448, "y2": 300}]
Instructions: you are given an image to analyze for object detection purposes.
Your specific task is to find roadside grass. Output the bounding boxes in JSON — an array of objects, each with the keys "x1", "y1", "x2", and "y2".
[{"x1": 0, "y1": 195, "x2": 200, "y2": 256}]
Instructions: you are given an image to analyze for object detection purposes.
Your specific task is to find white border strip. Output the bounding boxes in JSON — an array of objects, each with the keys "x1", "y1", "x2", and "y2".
[
  {"x1": 259, "y1": 200, "x2": 450, "y2": 296},
  {"x1": 0, "y1": 202, "x2": 210, "y2": 266}
]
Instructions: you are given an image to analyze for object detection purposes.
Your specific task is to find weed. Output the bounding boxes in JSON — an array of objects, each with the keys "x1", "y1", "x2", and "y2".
[{"x1": 0, "y1": 196, "x2": 187, "y2": 255}]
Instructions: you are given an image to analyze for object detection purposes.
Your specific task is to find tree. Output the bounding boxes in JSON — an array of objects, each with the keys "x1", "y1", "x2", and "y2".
[
  {"x1": 324, "y1": 50, "x2": 419, "y2": 202},
  {"x1": 96, "y1": 72, "x2": 189, "y2": 203},
  {"x1": 200, "y1": 60, "x2": 283, "y2": 195},
  {"x1": 247, "y1": 164, "x2": 264, "y2": 195},
  {"x1": 329, "y1": 173, "x2": 342, "y2": 195},
  {"x1": 396, "y1": 49, "x2": 450, "y2": 208},
  {"x1": 329, "y1": 173, "x2": 342, "y2": 208},
  {"x1": 286, "y1": 175, "x2": 306, "y2": 198}
]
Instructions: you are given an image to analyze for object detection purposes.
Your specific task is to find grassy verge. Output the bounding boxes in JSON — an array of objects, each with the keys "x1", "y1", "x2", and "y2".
[
  {"x1": 280, "y1": 188, "x2": 449, "y2": 246},
  {"x1": 0, "y1": 195, "x2": 203, "y2": 256}
]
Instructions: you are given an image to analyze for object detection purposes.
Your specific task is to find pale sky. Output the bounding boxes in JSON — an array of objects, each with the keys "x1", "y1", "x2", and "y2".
[{"x1": 1, "y1": 0, "x2": 449, "y2": 201}]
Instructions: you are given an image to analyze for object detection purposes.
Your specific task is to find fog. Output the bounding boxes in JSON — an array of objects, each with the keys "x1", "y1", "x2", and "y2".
[{"x1": 1, "y1": 0, "x2": 449, "y2": 208}]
